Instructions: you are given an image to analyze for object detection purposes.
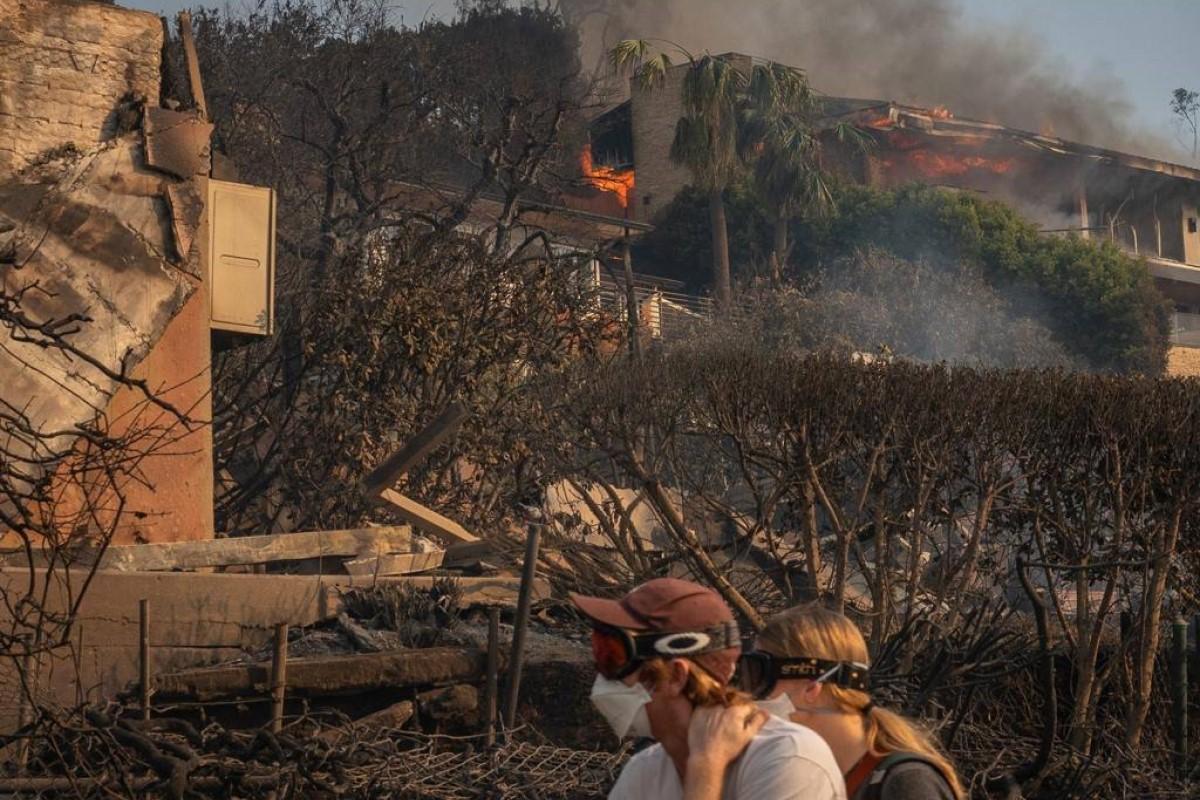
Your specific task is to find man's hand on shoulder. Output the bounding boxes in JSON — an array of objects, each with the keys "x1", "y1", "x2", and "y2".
[{"x1": 682, "y1": 704, "x2": 768, "y2": 800}]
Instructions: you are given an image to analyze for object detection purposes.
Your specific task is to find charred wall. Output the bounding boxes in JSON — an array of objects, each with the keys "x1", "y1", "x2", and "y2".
[
  {"x1": 0, "y1": 0, "x2": 215, "y2": 544},
  {"x1": 0, "y1": 0, "x2": 162, "y2": 176}
]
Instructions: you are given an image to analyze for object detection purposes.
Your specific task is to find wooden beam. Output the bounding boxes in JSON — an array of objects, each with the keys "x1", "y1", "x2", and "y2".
[
  {"x1": 154, "y1": 647, "x2": 506, "y2": 701},
  {"x1": 176, "y1": 11, "x2": 208, "y2": 121},
  {"x1": 379, "y1": 488, "x2": 478, "y2": 545},
  {"x1": 362, "y1": 402, "x2": 469, "y2": 499},
  {"x1": 343, "y1": 550, "x2": 445, "y2": 576},
  {"x1": 78, "y1": 527, "x2": 412, "y2": 572}
]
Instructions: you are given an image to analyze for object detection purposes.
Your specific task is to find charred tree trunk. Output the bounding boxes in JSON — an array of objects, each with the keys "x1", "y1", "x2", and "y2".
[{"x1": 770, "y1": 212, "x2": 788, "y2": 286}]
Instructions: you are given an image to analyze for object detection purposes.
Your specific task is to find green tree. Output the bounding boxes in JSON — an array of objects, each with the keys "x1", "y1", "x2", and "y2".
[
  {"x1": 738, "y1": 64, "x2": 866, "y2": 284},
  {"x1": 642, "y1": 183, "x2": 1172, "y2": 373}
]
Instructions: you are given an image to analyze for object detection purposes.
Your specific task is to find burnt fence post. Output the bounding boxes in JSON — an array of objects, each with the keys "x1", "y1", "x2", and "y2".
[{"x1": 1171, "y1": 617, "x2": 1188, "y2": 778}]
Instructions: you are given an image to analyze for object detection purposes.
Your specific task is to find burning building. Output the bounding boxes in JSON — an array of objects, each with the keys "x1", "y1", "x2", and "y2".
[{"x1": 587, "y1": 53, "x2": 1200, "y2": 374}]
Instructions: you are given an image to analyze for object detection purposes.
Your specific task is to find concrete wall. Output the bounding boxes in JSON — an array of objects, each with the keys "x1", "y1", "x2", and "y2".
[
  {"x1": 0, "y1": 0, "x2": 162, "y2": 176},
  {"x1": 104, "y1": 284, "x2": 214, "y2": 544},
  {"x1": 1184, "y1": 201, "x2": 1200, "y2": 266}
]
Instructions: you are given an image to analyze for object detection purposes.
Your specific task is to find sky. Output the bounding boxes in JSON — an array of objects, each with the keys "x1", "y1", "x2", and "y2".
[{"x1": 122, "y1": 0, "x2": 1200, "y2": 160}]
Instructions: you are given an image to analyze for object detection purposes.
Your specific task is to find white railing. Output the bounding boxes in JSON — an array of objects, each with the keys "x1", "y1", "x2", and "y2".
[{"x1": 591, "y1": 270, "x2": 709, "y2": 342}]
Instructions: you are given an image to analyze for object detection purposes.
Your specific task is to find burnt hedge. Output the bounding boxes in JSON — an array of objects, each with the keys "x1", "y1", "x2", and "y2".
[{"x1": 545, "y1": 345, "x2": 1200, "y2": 796}]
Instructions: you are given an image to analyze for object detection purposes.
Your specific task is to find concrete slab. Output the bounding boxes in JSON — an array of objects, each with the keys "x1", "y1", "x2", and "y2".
[{"x1": 143, "y1": 108, "x2": 213, "y2": 180}]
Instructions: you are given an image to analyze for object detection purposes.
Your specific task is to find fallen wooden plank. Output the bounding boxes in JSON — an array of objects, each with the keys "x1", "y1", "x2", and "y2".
[
  {"x1": 73, "y1": 527, "x2": 413, "y2": 572},
  {"x1": 362, "y1": 402, "x2": 469, "y2": 499},
  {"x1": 379, "y1": 488, "x2": 479, "y2": 545},
  {"x1": 154, "y1": 647, "x2": 507, "y2": 701},
  {"x1": 343, "y1": 550, "x2": 445, "y2": 576}
]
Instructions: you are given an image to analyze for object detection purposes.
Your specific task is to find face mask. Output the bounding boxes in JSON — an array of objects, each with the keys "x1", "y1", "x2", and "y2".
[
  {"x1": 590, "y1": 673, "x2": 654, "y2": 740},
  {"x1": 757, "y1": 664, "x2": 845, "y2": 720},
  {"x1": 756, "y1": 691, "x2": 796, "y2": 719}
]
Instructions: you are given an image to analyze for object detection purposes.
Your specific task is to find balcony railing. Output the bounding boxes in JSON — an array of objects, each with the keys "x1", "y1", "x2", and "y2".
[{"x1": 591, "y1": 269, "x2": 710, "y2": 342}]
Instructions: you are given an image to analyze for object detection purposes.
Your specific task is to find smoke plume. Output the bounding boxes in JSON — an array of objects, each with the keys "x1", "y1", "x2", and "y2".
[{"x1": 564, "y1": 0, "x2": 1175, "y2": 160}]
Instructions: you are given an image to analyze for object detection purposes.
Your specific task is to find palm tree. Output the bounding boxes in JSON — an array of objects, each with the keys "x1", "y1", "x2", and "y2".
[
  {"x1": 613, "y1": 44, "x2": 849, "y2": 304},
  {"x1": 740, "y1": 63, "x2": 868, "y2": 284},
  {"x1": 612, "y1": 42, "x2": 746, "y2": 310}
]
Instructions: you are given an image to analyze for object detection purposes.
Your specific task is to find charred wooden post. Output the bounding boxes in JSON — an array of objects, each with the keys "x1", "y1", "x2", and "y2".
[
  {"x1": 1172, "y1": 617, "x2": 1188, "y2": 778},
  {"x1": 503, "y1": 521, "x2": 543, "y2": 733},
  {"x1": 176, "y1": 11, "x2": 208, "y2": 120},
  {"x1": 622, "y1": 220, "x2": 640, "y2": 359},
  {"x1": 270, "y1": 623, "x2": 289, "y2": 733},
  {"x1": 15, "y1": 638, "x2": 34, "y2": 771},
  {"x1": 362, "y1": 402, "x2": 469, "y2": 499},
  {"x1": 139, "y1": 599, "x2": 152, "y2": 721},
  {"x1": 485, "y1": 607, "x2": 500, "y2": 746}
]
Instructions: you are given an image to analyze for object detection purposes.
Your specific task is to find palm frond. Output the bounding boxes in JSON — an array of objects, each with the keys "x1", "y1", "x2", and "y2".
[
  {"x1": 609, "y1": 39, "x2": 651, "y2": 73},
  {"x1": 609, "y1": 39, "x2": 673, "y2": 89}
]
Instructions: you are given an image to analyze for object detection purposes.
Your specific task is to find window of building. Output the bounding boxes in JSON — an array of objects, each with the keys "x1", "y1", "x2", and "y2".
[{"x1": 1189, "y1": 216, "x2": 1198, "y2": 234}]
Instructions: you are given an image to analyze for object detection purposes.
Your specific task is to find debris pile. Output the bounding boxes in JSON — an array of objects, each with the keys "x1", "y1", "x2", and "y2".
[{"x1": 2, "y1": 705, "x2": 627, "y2": 799}]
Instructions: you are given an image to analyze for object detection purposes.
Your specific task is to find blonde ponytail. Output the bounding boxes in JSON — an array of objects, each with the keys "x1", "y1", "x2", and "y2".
[{"x1": 758, "y1": 605, "x2": 966, "y2": 800}]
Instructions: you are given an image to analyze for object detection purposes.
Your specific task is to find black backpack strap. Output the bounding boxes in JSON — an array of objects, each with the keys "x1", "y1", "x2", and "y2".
[{"x1": 862, "y1": 752, "x2": 945, "y2": 800}]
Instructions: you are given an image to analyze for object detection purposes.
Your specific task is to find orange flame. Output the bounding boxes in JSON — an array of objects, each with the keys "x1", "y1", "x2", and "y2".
[
  {"x1": 907, "y1": 149, "x2": 1014, "y2": 178},
  {"x1": 580, "y1": 145, "x2": 635, "y2": 209}
]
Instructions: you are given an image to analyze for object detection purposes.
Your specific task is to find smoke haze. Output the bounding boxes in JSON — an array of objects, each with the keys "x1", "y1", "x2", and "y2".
[{"x1": 564, "y1": 0, "x2": 1175, "y2": 160}]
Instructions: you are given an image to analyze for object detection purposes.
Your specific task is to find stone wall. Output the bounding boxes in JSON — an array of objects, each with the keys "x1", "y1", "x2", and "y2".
[
  {"x1": 0, "y1": 0, "x2": 163, "y2": 176},
  {"x1": 629, "y1": 65, "x2": 688, "y2": 222}
]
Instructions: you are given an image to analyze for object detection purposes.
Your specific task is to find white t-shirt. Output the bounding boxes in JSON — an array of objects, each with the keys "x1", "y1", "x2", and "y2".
[{"x1": 608, "y1": 715, "x2": 846, "y2": 800}]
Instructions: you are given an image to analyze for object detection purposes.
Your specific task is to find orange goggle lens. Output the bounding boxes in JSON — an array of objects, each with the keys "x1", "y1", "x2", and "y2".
[{"x1": 591, "y1": 628, "x2": 636, "y2": 679}]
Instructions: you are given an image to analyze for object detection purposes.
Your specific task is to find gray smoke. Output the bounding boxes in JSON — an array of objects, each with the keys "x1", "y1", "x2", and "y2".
[{"x1": 563, "y1": 0, "x2": 1176, "y2": 161}]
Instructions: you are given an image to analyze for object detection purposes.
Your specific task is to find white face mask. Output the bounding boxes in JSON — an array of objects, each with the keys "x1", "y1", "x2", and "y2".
[
  {"x1": 590, "y1": 673, "x2": 654, "y2": 740},
  {"x1": 756, "y1": 691, "x2": 796, "y2": 719},
  {"x1": 756, "y1": 664, "x2": 846, "y2": 720}
]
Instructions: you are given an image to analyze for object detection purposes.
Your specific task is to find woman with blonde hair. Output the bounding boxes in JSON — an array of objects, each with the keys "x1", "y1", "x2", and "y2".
[{"x1": 709, "y1": 604, "x2": 965, "y2": 800}]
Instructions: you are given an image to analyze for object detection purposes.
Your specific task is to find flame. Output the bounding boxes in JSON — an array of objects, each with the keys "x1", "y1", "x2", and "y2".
[
  {"x1": 580, "y1": 145, "x2": 635, "y2": 209},
  {"x1": 907, "y1": 149, "x2": 1014, "y2": 177}
]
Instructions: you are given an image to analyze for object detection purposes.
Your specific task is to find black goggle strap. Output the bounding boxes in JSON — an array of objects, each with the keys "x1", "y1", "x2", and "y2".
[
  {"x1": 775, "y1": 657, "x2": 871, "y2": 692},
  {"x1": 630, "y1": 620, "x2": 741, "y2": 660}
]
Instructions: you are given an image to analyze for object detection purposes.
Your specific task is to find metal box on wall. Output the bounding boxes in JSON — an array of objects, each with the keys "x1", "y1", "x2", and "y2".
[{"x1": 208, "y1": 180, "x2": 276, "y2": 336}]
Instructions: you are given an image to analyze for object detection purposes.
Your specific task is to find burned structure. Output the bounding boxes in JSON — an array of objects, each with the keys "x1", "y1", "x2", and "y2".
[
  {"x1": 0, "y1": 0, "x2": 276, "y2": 545},
  {"x1": 586, "y1": 53, "x2": 1200, "y2": 373}
]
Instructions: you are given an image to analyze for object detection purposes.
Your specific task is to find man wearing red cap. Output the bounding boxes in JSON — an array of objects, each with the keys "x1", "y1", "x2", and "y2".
[{"x1": 571, "y1": 577, "x2": 845, "y2": 800}]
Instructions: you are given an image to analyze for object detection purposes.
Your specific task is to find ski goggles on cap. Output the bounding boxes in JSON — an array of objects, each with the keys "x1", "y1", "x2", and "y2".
[
  {"x1": 590, "y1": 620, "x2": 741, "y2": 680},
  {"x1": 735, "y1": 652, "x2": 870, "y2": 699}
]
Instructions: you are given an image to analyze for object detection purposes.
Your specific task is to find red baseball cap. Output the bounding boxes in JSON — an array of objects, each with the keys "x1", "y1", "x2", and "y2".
[
  {"x1": 570, "y1": 577, "x2": 735, "y2": 632},
  {"x1": 570, "y1": 578, "x2": 741, "y2": 681}
]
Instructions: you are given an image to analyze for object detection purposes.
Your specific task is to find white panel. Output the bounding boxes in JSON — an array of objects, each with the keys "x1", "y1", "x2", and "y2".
[{"x1": 208, "y1": 180, "x2": 275, "y2": 335}]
